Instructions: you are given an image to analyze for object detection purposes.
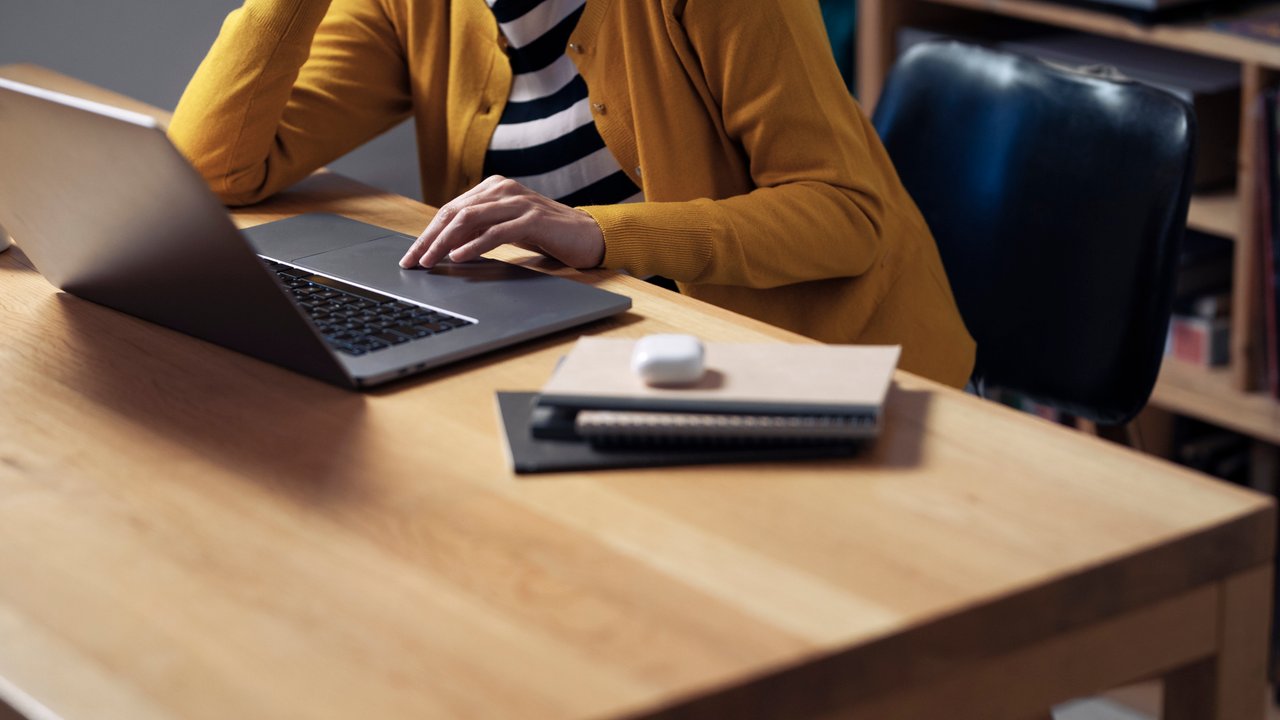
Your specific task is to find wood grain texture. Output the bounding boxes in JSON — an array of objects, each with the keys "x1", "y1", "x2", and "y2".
[
  {"x1": 1165, "y1": 566, "x2": 1275, "y2": 720},
  {"x1": 815, "y1": 585, "x2": 1218, "y2": 720},
  {"x1": 0, "y1": 66, "x2": 1275, "y2": 720},
  {"x1": 1233, "y1": 62, "x2": 1272, "y2": 394},
  {"x1": 1152, "y1": 359, "x2": 1280, "y2": 447},
  {"x1": 1186, "y1": 190, "x2": 1240, "y2": 241},
  {"x1": 922, "y1": 0, "x2": 1280, "y2": 66}
]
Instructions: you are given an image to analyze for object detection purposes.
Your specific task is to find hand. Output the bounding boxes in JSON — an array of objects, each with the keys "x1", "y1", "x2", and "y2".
[{"x1": 399, "y1": 176, "x2": 604, "y2": 270}]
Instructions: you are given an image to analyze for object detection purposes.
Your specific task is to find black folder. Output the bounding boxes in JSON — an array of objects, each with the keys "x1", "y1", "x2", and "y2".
[{"x1": 495, "y1": 392, "x2": 861, "y2": 474}]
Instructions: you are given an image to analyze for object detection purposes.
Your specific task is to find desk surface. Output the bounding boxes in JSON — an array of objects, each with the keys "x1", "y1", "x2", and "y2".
[{"x1": 0, "y1": 65, "x2": 1274, "y2": 720}]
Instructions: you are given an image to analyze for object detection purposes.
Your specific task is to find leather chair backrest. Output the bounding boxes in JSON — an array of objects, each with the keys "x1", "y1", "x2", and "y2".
[{"x1": 872, "y1": 41, "x2": 1196, "y2": 424}]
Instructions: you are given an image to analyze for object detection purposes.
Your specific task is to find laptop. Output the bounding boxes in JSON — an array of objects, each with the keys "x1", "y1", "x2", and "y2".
[{"x1": 0, "y1": 78, "x2": 632, "y2": 389}]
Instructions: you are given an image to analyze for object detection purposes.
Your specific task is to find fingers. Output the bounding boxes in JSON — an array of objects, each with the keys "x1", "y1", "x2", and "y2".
[
  {"x1": 399, "y1": 176, "x2": 506, "y2": 268},
  {"x1": 422, "y1": 200, "x2": 521, "y2": 266},
  {"x1": 446, "y1": 217, "x2": 529, "y2": 263},
  {"x1": 398, "y1": 175, "x2": 605, "y2": 270}
]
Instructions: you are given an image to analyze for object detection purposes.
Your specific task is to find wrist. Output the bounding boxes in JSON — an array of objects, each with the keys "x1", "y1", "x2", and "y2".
[{"x1": 576, "y1": 208, "x2": 605, "y2": 268}]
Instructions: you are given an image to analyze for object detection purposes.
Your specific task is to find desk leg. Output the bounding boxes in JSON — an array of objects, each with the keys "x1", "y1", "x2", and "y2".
[{"x1": 1164, "y1": 565, "x2": 1273, "y2": 720}]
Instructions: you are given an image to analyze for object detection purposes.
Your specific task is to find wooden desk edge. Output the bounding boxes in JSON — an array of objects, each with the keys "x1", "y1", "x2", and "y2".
[{"x1": 621, "y1": 501, "x2": 1275, "y2": 720}]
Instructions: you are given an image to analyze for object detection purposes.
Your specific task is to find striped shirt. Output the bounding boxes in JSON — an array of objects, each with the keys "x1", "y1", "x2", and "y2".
[{"x1": 483, "y1": 0, "x2": 643, "y2": 206}]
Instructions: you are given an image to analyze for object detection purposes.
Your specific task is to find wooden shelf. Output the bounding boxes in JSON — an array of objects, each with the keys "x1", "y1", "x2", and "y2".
[
  {"x1": 1187, "y1": 189, "x2": 1241, "y2": 239},
  {"x1": 925, "y1": 0, "x2": 1280, "y2": 65},
  {"x1": 1150, "y1": 357, "x2": 1280, "y2": 446}
]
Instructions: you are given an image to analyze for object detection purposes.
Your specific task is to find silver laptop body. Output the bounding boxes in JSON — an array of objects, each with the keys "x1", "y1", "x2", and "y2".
[{"x1": 0, "y1": 78, "x2": 631, "y2": 389}]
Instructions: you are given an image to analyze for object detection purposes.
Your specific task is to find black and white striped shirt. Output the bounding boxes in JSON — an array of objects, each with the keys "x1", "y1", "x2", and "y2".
[{"x1": 483, "y1": 0, "x2": 643, "y2": 206}]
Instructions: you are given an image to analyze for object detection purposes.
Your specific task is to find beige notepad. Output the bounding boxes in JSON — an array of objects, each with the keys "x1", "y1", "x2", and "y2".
[{"x1": 539, "y1": 338, "x2": 900, "y2": 415}]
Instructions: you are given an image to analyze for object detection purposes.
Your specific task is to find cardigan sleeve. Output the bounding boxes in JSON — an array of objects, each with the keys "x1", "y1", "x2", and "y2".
[
  {"x1": 168, "y1": 0, "x2": 412, "y2": 206},
  {"x1": 593, "y1": 0, "x2": 911, "y2": 289}
]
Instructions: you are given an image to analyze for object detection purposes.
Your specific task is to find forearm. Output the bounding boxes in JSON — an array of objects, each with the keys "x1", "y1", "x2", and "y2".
[
  {"x1": 169, "y1": 0, "x2": 411, "y2": 206},
  {"x1": 170, "y1": 0, "x2": 335, "y2": 204},
  {"x1": 589, "y1": 181, "x2": 883, "y2": 288}
]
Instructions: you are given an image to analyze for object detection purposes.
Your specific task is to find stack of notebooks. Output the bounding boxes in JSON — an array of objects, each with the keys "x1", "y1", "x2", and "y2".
[{"x1": 496, "y1": 338, "x2": 900, "y2": 473}]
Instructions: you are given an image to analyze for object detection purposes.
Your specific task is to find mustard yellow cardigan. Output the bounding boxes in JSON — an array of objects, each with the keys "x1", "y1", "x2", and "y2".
[{"x1": 170, "y1": 0, "x2": 976, "y2": 387}]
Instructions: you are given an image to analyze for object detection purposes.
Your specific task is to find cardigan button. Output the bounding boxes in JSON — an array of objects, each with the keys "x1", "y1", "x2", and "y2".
[
  {"x1": 592, "y1": 102, "x2": 606, "y2": 114},
  {"x1": 568, "y1": 42, "x2": 583, "y2": 53}
]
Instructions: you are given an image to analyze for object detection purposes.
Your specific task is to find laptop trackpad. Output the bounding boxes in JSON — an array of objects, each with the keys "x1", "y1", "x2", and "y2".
[
  {"x1": 243, "y1": 213, "x2": 402, "y2": 261},
  {"x1": 297, "y1": 235, "x2": 547, "y2": 311}
]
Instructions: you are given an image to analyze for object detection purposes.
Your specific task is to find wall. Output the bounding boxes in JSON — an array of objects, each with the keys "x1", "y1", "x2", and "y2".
[{"x1": 0, "y1": 0, "x2": 423, "y2": 201}]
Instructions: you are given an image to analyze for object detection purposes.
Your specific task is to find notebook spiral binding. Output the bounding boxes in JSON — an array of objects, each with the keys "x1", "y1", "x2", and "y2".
[{"x1": 574, "y1": 409, "x2": 876, "y2": 447}]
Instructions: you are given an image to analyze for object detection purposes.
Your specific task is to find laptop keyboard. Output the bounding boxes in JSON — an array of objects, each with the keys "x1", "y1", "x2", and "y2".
[{"x1": 263, "y1": 258, "x2": 474, "y2": 357}]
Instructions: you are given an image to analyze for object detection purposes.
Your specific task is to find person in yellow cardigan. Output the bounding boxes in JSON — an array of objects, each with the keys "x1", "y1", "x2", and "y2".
[{"x1": 170, "y1": 0, "x2": 976, "y2": 387}]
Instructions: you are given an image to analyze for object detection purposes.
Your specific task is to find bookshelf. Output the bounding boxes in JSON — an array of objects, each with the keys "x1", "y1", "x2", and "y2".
[{"x1": 858, "y1": 0, "x2": 1280, "y2": 445}]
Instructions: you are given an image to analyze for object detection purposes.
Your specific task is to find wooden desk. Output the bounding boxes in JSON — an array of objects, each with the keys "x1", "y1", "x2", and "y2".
[{"x1": 0, "y1": 67, "x2": 1274, "y2": 720}]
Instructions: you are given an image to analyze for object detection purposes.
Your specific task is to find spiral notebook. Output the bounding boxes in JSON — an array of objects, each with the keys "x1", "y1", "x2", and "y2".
[{"x1": 496, "y1": 392, "x2": 864, "y2": 474}]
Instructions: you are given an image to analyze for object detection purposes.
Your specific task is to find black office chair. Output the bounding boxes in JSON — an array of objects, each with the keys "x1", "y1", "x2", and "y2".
[{"x1": 872, "y1": 41, "x2": 1196, "y2": 425}]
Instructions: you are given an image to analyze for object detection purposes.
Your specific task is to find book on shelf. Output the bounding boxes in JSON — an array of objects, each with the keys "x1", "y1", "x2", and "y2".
[
  {"x1": 1166, "y1": 230, "x2": 1233, "y2": 368},
  {"x1": 1211, "y1": 8, "x2": 1280, "y2": 45},
  {"x1": 1174, "y1": 230, "x2": 1233, "y2": 299},
  {"x1": 1256, "y1": 87, "x2": 1280, "y2": 397},
  {"x1": 1168, "y1": 314, "x2": 1231, "y2": 367},
  {"x1": 1171, "y1": 415, "x2": 1254, "y2": 485},
  {"x1": 1144, "y1": 228, "x2": 1245, "y2": 370}
]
